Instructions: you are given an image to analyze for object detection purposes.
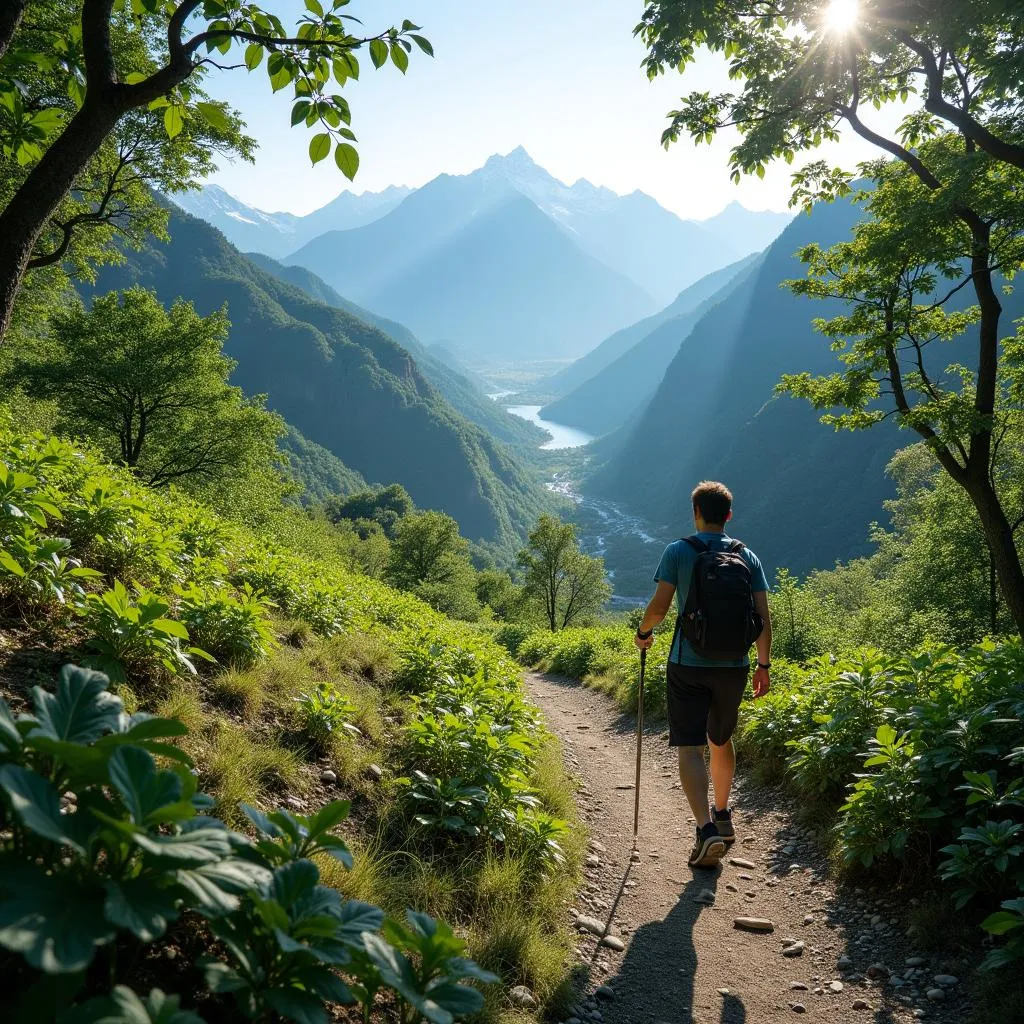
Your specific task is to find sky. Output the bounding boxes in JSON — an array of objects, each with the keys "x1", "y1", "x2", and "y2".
[{"x1": 203, "y1": 1, "x2": 901, "y2": 220}]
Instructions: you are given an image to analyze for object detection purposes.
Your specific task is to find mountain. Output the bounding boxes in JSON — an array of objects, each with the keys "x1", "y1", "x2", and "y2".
[
  {"x1": 288, "y1": 187, "x2": 657, "y2": 361},
  {"x1": 171, "y1": 183, "x2": 410, "y2": 258},
  {"x1": 245, "y1": 253, "x2": 546, "y2": 450},
  {"x1": 280, "y1": 426, "x2": 367, "y2": 502},
  {"x1": 87, "y1": 206, "x2": 552, "y2": 551},
  {"x1": 699, "y1": 202, "x2": 794, "y2": 255},
  {"x1": 588, "y1": 198, "x2": 1024, "y2": 577},
  {"x1": 586, "y1": 198, "x2": 886, "y2": 577},
  {"x1": 539, "y1": 255, "x2": 764, "y2": 436},
  {"x1": 541, "y1": 255, "x2": 763, "y2": 400}
]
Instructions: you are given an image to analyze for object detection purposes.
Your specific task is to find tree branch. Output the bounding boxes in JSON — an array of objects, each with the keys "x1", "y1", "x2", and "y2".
[
  {"x1": 0, "y1": 0, "x2": 27, "y2": 63},
  {"x1": 896, "y1": 31, "x2": 1024, "y2": 172},
  {"x1": 81, "y1": 0, "x2": 118, "y2": 90}
]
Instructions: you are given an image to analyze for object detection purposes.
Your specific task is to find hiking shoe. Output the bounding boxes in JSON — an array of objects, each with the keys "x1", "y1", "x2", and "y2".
[
  {"x1": 688, "y1": 822, "x2": 727, "y2": 868},
  {"x1": 713, "y1": 806, "x2": 736, "y2": 845}
]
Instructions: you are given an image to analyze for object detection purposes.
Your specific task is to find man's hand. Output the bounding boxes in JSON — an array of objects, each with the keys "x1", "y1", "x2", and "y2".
[
  {"x1": 752, "y1": 665, "x2": 770, "y2": 698},
  {"x1": 635, "y1": 630, "x2": 654, "y2": 650}
]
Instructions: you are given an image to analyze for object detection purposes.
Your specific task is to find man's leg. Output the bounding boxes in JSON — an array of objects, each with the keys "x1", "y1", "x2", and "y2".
[
  {"x1": 677, "y1": 745, "x2": 712, "y2": 826},
  {"x1": 708, "y1": 737, "x2": 736, "y2": 813}
]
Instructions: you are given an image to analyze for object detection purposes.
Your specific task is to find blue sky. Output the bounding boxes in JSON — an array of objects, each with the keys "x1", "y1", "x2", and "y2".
[{"x1": 204, "y1": 1, "x2": 898, "y2": 219}]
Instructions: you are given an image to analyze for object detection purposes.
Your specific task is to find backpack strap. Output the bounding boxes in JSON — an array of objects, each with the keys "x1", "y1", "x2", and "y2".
[
  {"x1": 682, "y1": 535, "x2": 708, "y2": 553},
  {"x1": 727, "y1": 539, "x2": 745, "y2": 554}
]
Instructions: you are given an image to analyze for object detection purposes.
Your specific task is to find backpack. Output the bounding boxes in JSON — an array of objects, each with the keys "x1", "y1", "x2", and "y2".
[{"x1": 674, "y1": 536, "x2": 764, "y2": 660}]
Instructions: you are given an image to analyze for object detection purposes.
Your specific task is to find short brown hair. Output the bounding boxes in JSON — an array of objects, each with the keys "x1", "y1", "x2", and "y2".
[{"x1": 691, "y1": 480, "x2": 733, "y2": 526}]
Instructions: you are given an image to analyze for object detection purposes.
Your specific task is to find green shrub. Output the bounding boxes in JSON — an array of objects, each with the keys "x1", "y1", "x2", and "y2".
[
  {"x1": 176, "y1": 582, "x2": 278, "y2": 667},
  {"x1": 79, "y1": 580, "x2": 212, "y2": 683},
  {"x1": 294, "y1": 681, "x2": 361, "y2": 749},
  {"x1": 0, "y1": 664, "x2": 496, "y2": 1022}
]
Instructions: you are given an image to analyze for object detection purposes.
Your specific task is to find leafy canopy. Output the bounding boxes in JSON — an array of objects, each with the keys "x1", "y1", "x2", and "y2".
[{"x1": 7, "y1": 287, "x2": 284, "y2": 490}]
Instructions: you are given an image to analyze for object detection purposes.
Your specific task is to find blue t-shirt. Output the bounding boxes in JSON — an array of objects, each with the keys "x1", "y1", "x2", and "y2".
[{"x1": 654, "y1": 532, "x2": 770, "y2": 668}]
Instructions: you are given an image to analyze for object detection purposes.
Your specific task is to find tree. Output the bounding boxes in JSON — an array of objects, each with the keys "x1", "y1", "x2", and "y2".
[
  {"x1": 325, "y1": 484, "x2": 415, "y2": 540},
  {"x1": 386, "y1": 511, "x2": 480, "y2": 621},
  {"x1": 475, "y1": 568, "x2": 525, "y2": 622},
  {"x1": 638, "y1": 1, "x2": 1024, "y2": 634},
  {"x1": 8, "y1": 286, "x2": 283, "y2": 488},
  {"x1": 517, "y1": 515, "x2": 610, "y2": 631},
  {"x1": 0, "y1": 1, "x2": 431, "y2": 341}
]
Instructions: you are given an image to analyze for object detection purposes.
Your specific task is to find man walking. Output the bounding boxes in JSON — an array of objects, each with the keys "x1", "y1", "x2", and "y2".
[{"x1": 634, "y1": 481, "x2": 772, "y2": 868}]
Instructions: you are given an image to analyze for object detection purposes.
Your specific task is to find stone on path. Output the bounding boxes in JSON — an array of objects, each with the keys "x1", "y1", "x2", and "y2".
[
  {"x1": 717, "y1": 988, "x2": 729, "y2": 996},
  {"x1": 595, "y1": 986, "x2": 615, "y2": 1001},
  {"x1": 320, "y1": 769, "x2": 337, "y2": 783},
  {"x1": 926, "y1": 988, "x2": 946, "y2": 1002},
  {"x1": 734, "y1": 917, "x2": 775, "y2": 932},
  {"x1": 790, "y1": 1003, "x2": 807, "y2": 1013},
  {"x1": 509, "y1": 986, "x2": 537, "y2": 1009},
  {"x1": 615, "y1": 783, "x2": 635, "y2": 790},
  {"x1": 933, "y1": 974, "x2": 958, "y2": 986},
  {"x1": 905, "y1": 956, "x2": 925, "y2": 967},
  {"x1": 782, "y1": 940, "x2": 806, "y2": 957},
  {"x1": 790, "y1": 982, "x2": 808, "y2": 990},
  {"x1": 600, "y1": 935, "x2": 625, "y2": 951},
  {"x1": 586, "y1": 855, "x2": 601, "y2": 868},
  {"x1": 803, "y1": 914, "x2": 814, "y2": 925},
  {"x1": 852, "y1": 999, "x2": 871, "y2": 1011},
  {"x1": 829, "y1": 980, "x2": 843, "y2": 992},
  {"x1": 575, "y1": 915, "x2": 607, "y2": 936},
  {"x1": 729, "y1": 857, "x2": 756, "y2": 869}
]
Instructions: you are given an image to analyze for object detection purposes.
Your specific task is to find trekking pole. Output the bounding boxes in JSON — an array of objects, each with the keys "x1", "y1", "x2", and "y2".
[{"x1": 632, "y1": 647, "x2": 646, "y2": 847}]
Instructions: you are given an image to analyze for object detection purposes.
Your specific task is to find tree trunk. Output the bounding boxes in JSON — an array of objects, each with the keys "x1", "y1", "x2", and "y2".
[
  {"x1": 0, "y1": 94, "x2": 123, "y2": 341},
  {"x1": 0, "y1": 0, "x2": 27, "y2": 61},
  {"x1": 969, "y1": 475, "x2": 1024, "y2": 637}
]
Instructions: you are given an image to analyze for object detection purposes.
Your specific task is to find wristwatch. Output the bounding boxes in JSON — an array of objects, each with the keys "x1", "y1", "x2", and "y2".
[
  {"x1": 757, "y1": 661, "x2": 771, "y2": 670},
  {"x1": 636, "y1": 627, "x2": 653, "y2": 640}
]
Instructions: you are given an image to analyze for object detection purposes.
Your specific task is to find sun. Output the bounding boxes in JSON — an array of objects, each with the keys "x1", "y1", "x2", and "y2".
[{"x1": 822, "y1": 0, "x2": 860, "y2": 33}]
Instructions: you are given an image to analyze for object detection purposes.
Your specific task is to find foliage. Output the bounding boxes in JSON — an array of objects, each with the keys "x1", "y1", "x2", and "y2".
[
  {"x1": 294, "y1": 681, "x2": 361, "y2": 750},
  {"x1": 80, "y1": 581, "x2": 212, "y2": 684},
  {"x1": 387, "y1": 511, "x2": 481, "y2": 621},
  {"x1": 0, "y1": 664, "x2": 494, "y2": 1022},
  {"x1": 8, "y1": 287, "x2": 285, "y2": 489},
  {"x1": 0, "y1": 1, "x2": 431, "y2": 339},
  {"x1": 738, "y1": 641, "x2": 1024, "y2": 967},
  {"x1": 326, "y1": 484, "x2": 415, "y2": 540},
  {"x1": 517, "y1": 515, "x2": 610, "y2": 631},
  {"x1": 176, "y1": 582, "x2": 278, "y2": 668},
  {"x1": 0, "y1": 420, "x2": 581, "y2": 1019}
]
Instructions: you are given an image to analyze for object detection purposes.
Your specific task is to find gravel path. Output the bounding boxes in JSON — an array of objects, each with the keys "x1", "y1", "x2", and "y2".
[{"x1": 525, "y1": 672, "x2": 970, "y2": 1024}]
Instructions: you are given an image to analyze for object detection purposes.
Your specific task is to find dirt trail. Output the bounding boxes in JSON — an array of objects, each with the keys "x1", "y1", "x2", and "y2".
[{"x1": 526, "y1": 672, "x2": 969, "y2": 1024}]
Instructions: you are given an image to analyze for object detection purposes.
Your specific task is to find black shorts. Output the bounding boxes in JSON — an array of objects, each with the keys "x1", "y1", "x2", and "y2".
[{"x1": 666, "y1": 661, "x2": 749, "y2": 747}]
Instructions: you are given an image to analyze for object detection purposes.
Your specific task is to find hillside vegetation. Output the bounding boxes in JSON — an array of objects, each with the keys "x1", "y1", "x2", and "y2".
[
  {"x1": 0, "y1": 421, "x2": 583, "y2": 1023},
  {"x1": 88, "y1": 207, "x2": 554, "y2": 556}
]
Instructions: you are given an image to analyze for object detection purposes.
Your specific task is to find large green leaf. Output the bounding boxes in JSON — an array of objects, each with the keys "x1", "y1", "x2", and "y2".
[
  {"x1": 104, "y1": 879, "x2": 179, "y2": 942},
  {"x1": 0, "y1": 695, "x2": 23, "y2": 753},
  {"x1": 30, "y1": 665, "x2": 123, "y2": 745},
  {"x1": 108, "y1": 746, "x2": 188, "y2": 826},
  {"x1": 131, "y1": 826, "x2": 233, "y2": 865},
  {"x1": 263, "y1": 987, "x2": 328, "y2": 1024},
  {"x1": 0, "y1": 870, "x2": 114, "y2": 972},
  {"x1": 60, "y1": 985, "x2": 207, "y2": 1024},
  {"x1": 335, "y1": 900, "x2": 385, "y2": 947},
  {"x1": 176, "y1": 860, "x2": 270, "y2": 917},
  {"x1": 0, "y1": 765, "x2": 86, "y2": 852},
  {"x1": 270, "y1": 859, "x2": 320, "y2": 909}
]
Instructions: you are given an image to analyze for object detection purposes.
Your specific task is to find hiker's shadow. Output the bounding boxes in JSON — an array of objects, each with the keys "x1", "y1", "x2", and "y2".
[{"x1": 603, "y1": 873, "x2": 746, "y2": 1024}]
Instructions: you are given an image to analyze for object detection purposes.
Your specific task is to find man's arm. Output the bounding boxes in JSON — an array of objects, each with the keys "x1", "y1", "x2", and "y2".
[
  {"x1": 635, "y1": 580, "x2": 676, "y2": 649},
  {"x1": 752, "y1": 590, "x2": 772, "y2": 697}
]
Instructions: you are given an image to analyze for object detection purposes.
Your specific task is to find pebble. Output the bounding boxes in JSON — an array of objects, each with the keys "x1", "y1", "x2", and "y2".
[
  {"x1": 286, "y1": 796, "x2": 303, "y2": 810},
  {"x1": 837, "y1": 956, "x2": 852, "y2": 968},
  {"x1": 595, "y1": 986, "x2": 615, "y2": 1001},
  {"x1": 730, "y1": 857, "x2": 756, "y2": 869},
  {"x1": 852, "y1": 999, "x2": 871, "y2": 1011},
  {"x1": 725, "y1": 883, "x2": 739, "y2": 892},
  {"x1": 575, "y1": 915, "x2": 607, "y2": 936},
  {"x1": 782, "y1": 941, "x2": 805, "y2": 957},
  {"x1": 717, "y1": 988, "x2": 729, "y2": 996},
  {"x1": 866, "y1": 964, "x2": 890, "y2": 979},
  {"x1": 829, "y1": 980, "x2": 843, "y2": 992},
  {"x1": 586, "y1": 855, "x2": 601, "y2": 868},
  {"x1": 790, "y1": 1003, "x2": 806, "y2": 1013},
  {"x1": 509, "y1": 986, "x2": 537, "y2": 1009},
  {"x1": 590, "y1": 841, "x2": 607, "y2": 853},
  {"x1": 367, "y1": 764, "x2": 383, "y2": 780},
  {"x1": 905, "y1": 957, "x2": 926, "y2": 967},
  {"x1": 320, "y1": 769, "x2": 337, "y2": 783},
  {"x1": 933, "y1": 974, "x2": 958, "y2": 987},
  {"x1": 803, "y1": 915, "x2": 814, "y2": 925},
  {"x1": 790, "y1": 982, "x2": 808, "y2": 990},
  {"x1": 600, "y1": 936, "x2": 625, "y2": 952},
  {"x1": 926, "y1": 989, "x2": 945, "y2": 1002},
  {"x1": 734, "y1": 917, "x2": 775, "y2": 932}
]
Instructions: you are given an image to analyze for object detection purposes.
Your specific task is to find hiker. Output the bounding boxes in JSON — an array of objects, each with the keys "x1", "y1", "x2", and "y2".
[{"x1": 634, "y1": 480, "x2": 772, "y2": 868}]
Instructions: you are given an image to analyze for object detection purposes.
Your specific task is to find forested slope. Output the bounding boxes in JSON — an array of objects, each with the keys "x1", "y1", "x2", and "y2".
[{"x1": 89, "y1": 207, "x2": 552, "y2": 552}]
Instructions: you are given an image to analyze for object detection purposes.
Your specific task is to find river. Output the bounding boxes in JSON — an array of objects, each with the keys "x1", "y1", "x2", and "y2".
[{"x1": 490, "y1": 395, "x2": 657, "y2": 603}]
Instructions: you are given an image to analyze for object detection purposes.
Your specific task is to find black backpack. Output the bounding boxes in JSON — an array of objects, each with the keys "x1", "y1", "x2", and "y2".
[{"x1": 675, "y1": 536, "x2": 764, "y2": 660}]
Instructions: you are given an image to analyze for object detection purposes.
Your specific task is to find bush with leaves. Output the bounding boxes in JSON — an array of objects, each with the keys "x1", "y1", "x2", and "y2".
[
  {"x1": 0, "y1": 664, "x2": 496, "y2": 1022},
  {"x1": 176, "y1": 582, "x2": 278, "y2": 668}
]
